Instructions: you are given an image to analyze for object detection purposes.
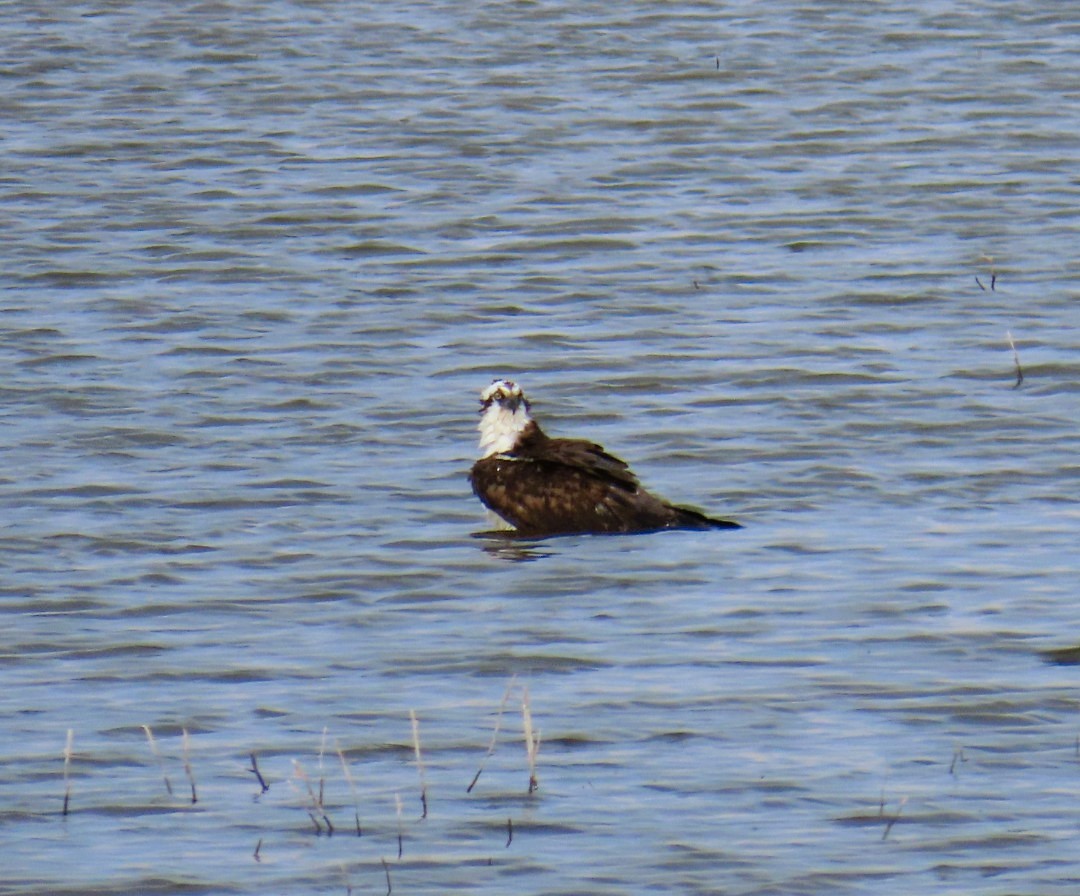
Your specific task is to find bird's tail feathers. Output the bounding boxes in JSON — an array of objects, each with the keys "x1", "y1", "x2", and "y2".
[{"x1": 673, "y1": 505, "x2": 742, "y2": 530}]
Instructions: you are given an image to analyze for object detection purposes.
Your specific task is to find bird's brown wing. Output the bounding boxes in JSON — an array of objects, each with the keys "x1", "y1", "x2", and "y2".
[
  {"x1": 536, "y1": 437, "x2": 641, "y2": 491},
  {"x1": 469, "y1": 439, "x2": 686, "y2": 535}
]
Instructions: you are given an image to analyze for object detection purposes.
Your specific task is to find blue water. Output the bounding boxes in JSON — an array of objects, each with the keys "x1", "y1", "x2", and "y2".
[{"x1": 2, "y1": 1, "x2": 1078, "y2": 893}]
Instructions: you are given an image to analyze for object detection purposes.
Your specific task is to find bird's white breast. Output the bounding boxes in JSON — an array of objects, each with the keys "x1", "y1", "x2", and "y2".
[{"x1": 478, "y1": 403, "x2": 530, "y2": 457}]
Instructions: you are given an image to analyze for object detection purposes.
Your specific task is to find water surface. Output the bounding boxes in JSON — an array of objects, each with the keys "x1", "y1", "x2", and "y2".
[{"x1": 2, "y1": 1, "x2": 1078, "y2": 893}]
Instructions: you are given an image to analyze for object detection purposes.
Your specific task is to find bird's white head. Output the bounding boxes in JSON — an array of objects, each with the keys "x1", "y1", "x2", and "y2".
[{"x1": 477, "y1": 379, "x2": 532, "y2": 457}]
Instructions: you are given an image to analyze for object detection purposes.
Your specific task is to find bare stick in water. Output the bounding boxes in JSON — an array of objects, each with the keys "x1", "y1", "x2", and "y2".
[
  {"x1": 253, "y1": 838, "x2": 262, "y2": 862},
  {"x1": 409, "y1": 710, "x2": 428, "y2": 819},
  {"x1": 522, "y1": 686, "x2": 540, "y2": 794},
  {"x1": 382, "y1": 857, "x2": 393, "y2": 895},
  {"x1": 468, "y1": 676, "x2": 517, "y2": 793},
  {"x1": 182, "y1": 728, "x2": 197, "y2": 804},
  {"x1": 336, "y1": 742, "x2": 362, "y2": 836},
  {"x1": 142, "y1": 725, "x2": 174, "y2": 796},
  {"x1": 62, "y1": 729, "x2": 74, "y2": 816},
  {"x1": 249, "y1": 752, "x2": 270, "y2": 794},
  {"x1": 506, "y1": 817, "x2": 513, "y2": 848},
  {"x1": 1006, "y1": 330, "x2": 1024, "y2": 388}
]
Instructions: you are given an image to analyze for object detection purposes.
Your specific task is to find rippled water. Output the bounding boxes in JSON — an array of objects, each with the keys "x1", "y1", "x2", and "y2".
[{"x1": 3, "y1": 1, "x2": 1078, "y2": 893}]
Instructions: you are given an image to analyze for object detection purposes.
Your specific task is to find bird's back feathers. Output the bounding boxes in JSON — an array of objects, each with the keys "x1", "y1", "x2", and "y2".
[{"x1": 469, "y1": 420, "x2": 739, "y2": 536}]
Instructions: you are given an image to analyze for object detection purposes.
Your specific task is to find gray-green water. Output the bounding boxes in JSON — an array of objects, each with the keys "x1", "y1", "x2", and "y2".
[{"x1": 3, "y1": 1, "x2": 1078, "y2": 893}]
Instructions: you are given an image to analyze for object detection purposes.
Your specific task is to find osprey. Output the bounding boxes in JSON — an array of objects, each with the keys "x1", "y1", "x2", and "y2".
[{"x1": 468, "y1": 380, "x2": 741, "y2": 537}]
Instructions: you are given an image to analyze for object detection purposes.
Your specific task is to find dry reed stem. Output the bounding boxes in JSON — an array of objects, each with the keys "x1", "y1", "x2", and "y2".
[
  {"x1": 62, "y1": 729, "x2": 73, "y2": 816},
  {"x1": 467, "y1": 675, "x2": 517, "y2": 793},
  {"x1": 317, "y1": 727, "x2": 329, "y2": 810},
  {"x1": 394, "y1": 792, "x2": 404, "y2": 858},
  {"x1": 1006, "y1": 330, "x2": 1024, "y2": 388},
  {"x1": 336, "y1": 741, "x2": 362, "y2": 836},
  {"x1": 882, "y1": 796, "x2": 908, "y2": 840},
  {"x1": 142, "y1": 724, "x2": 173, "y2": 796},
  {"x1": 975, "y1": 254, "x2": 997, "y2": 292},
  {"x1": 339, "y1": 861, "x2": 354, "y2": 896},
  {"x1": 409, "y1": 710, "x2": 428, "y2": 819},
  {"x1": 292, "y1": 759, "x2": 333, "y2": 835},
  {"x1": 948, "y1": 747, "x2": 966, "y2": 776},
  {"x1": 181, "y1": 728, "x2": 197, "y2": 804},
  {"x1": 522, "y1": 686, "x2": 540, "y2": 794}
]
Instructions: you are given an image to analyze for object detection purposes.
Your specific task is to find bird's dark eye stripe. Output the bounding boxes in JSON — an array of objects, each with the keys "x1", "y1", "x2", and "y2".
[{"x1": 480, "y1": 385, "x2": 518, "y2": 410}]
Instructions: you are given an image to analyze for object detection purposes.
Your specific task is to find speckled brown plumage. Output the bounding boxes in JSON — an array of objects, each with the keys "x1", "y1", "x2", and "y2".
[{"x1": 469, "y1": 418, "x2": 740, "y2": 537}]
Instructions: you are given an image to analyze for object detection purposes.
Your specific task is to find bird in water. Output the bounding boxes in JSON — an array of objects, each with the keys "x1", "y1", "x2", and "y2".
[{"x1": 468, "y1": 379, "x2": 741, "y2": 537}]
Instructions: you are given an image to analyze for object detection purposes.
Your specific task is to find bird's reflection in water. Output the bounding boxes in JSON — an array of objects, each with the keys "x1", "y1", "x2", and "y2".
[
  {"x1": 1039, "y1": 645, "x2": 1080, "y2": 666},
  {"x1": 471, "y1": 530, "x2": 555, "y2": 562}
]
